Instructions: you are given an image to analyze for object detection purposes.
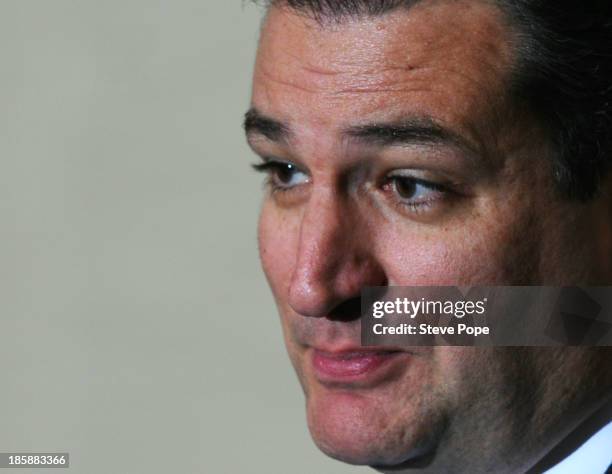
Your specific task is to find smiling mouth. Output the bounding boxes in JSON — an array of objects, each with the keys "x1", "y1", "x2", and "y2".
[{"x1": 311, "y1": 348, "x2": 410, "y2": 386}]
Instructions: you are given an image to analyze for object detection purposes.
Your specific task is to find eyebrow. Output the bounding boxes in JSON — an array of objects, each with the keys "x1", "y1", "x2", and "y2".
[
  {"x1": 344, "y1": 118, "x2": 474, "y2": 153},
  {"x1": 244, "y1": 107, "x2": 474, "y2": 153},
  {"x1": 243, "y1": 108, "x2": 290, "y2": 142}
]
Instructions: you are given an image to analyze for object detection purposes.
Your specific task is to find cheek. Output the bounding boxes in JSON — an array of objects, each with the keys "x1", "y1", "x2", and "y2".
[
  {"x1": 377, "y1": 214, "x2": 540, "y2": 285},
  {"x1": 258, "y1": 203, "x2": 300, "y2": 299}
]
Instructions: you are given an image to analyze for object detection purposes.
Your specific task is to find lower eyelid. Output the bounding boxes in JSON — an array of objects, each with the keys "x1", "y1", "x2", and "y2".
[{"x1": 378, "y1": 181, "x2": 448, "y2": 213}]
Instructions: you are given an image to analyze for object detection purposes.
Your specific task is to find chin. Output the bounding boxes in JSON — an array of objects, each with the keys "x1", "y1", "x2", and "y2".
[{"x1": 305, "y1": 386, "x2": 437, "y2": 467}]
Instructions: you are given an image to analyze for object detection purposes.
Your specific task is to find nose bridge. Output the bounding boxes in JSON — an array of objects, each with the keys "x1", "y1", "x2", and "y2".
[
  {"x1": 293, "y1": 187, "x2": 346, "y2": 289},
  {"x1": 288, "y1": 186, "x2": 385, "y2": 318}
]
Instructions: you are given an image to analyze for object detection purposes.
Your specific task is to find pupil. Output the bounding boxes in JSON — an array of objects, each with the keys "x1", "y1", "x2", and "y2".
[
  {"x1": 278, "y1": 164, "x2": 293, "y2": 183},
  {"x1": 395, "y1": 178, "x2": 416, "y2": 199}
]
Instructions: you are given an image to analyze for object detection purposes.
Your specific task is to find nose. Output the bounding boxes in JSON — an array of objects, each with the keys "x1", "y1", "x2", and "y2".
[{"x1": 287, "y1": 188, "x2": 386, "y2": 318}]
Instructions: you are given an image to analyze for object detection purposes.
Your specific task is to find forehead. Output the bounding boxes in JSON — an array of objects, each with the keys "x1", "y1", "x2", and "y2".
[{"x1": 252, "y1": 1, "x2": 517, "y2": 151}]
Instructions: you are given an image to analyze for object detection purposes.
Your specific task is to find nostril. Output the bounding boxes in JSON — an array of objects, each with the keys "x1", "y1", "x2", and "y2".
[{"x1": 327, "y1": 296, "x2": 362, "y2": 322}]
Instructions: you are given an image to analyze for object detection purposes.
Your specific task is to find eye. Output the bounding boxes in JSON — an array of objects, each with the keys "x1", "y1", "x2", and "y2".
[
  {"x1": 252, "y1": 160, "x2": 309, "y2": 191},
  {"x1": 383, "y1": 173, "x2": 447, "y2": 211}
]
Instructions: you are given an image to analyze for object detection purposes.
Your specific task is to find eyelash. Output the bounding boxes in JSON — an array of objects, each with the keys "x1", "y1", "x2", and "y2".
[
  {"x1": 252, "y1": 160, "x2": 309, "y2": 193},
  {"x1": 252, "y1": 159, "x2": 450, "y2": 213},
  {"x1": 382, "y1": 175, "x2": 448, "y2": 213}
]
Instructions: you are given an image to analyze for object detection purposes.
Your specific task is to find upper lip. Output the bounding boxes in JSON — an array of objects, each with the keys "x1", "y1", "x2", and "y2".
[{"x1": 311, "y1": 345, "x2": 408, "y2": 355}]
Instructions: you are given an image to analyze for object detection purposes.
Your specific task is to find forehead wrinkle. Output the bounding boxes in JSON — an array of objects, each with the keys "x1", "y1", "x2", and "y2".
[
  {"x1": 259, "y1": 72, "x2": 439, "y2": 105},
  {"x1": 258, "y1": 16, "x2": 431, "y2": 88},
  {"x1": 259, "y1": 46, "x2": 437, "y2": 95},
  {"x1": 258, "y1": 25, "x2": 507, "y2": 101},
  {"x1": 258, "y1": 67, "x2": 322, "y2": 94},
  {"x1": 259, "y1": 59, "x2": 492, "y2": 104},
  {"x1": 258, "y1": 64, "x2": 413, "y2": 97}
]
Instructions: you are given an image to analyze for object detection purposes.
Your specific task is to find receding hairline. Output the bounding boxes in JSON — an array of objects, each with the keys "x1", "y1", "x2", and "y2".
[{"x1": 253, "y1": 0, "x2": 425, "y2": 24}]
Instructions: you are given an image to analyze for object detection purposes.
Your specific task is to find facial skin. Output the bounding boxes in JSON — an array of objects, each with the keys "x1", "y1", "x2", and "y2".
[{"x1": 245, "y1": 1, "x2": 612, "y2": 472}]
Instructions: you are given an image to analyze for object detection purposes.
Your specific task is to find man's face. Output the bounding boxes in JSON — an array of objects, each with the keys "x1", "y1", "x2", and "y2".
[{"x1": 247, "y1": 0, "x2": 611, "y2": 470}]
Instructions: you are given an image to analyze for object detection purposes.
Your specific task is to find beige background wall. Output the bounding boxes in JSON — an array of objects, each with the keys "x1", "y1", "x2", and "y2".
[{"x1": 0, "y1": 2, "x2": 368, "y2": 473}]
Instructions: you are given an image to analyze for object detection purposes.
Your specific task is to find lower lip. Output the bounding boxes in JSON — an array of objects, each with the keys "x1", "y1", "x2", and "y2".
[{"x1": 312, "y1": 349, "x2": 404, "y2": 382}]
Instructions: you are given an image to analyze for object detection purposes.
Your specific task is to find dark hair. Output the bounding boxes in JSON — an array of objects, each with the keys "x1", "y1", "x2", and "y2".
[{"x1": 255, "y1": 0, "x2": 612, "y2": 200}]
